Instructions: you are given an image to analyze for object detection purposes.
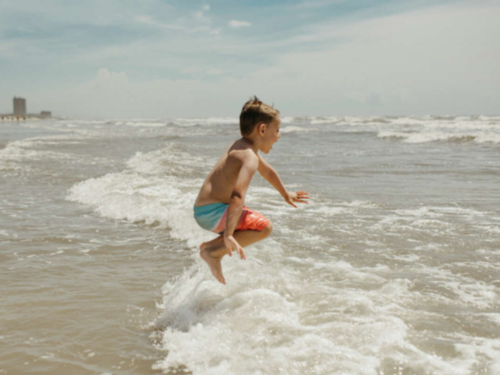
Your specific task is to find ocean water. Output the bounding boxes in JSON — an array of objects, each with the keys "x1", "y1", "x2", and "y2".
[{"x1": 1, "y1": 115, "x2": 499, "y2": 375}]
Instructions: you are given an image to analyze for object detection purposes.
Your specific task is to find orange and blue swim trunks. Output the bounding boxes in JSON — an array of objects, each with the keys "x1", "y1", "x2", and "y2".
[{"x1": 193, "y1": 203, "x2": 270, "y2": 234}]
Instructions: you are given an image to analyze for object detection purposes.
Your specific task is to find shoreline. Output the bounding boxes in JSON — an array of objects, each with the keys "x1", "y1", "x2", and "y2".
[{"x1": 0, "y1": 115, "x2": 63, "y2": 121}]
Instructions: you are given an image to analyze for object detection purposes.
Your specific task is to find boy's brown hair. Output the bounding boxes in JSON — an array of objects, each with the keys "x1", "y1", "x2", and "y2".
[{"x1": 239, "y1": 96, "x2": 280, "y2": 136}]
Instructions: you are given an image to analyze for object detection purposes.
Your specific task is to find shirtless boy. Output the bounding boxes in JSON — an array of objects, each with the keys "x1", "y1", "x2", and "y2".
[{"x1": 193, "y1": 96, "x2": 309, "y2": 284}]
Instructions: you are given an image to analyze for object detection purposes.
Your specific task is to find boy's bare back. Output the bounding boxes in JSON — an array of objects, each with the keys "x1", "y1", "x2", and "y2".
[{"x1": 195, "y1": 139, "x2": 258, "y2": 207}]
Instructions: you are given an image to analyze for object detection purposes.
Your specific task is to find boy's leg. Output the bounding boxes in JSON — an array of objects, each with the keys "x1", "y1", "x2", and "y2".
[
  {"x1": 205, "y1": 224, "x2": 273, "y2": 257},
  {"x1": 200, "y1": 223, "x2": 273, "y2": 284}
]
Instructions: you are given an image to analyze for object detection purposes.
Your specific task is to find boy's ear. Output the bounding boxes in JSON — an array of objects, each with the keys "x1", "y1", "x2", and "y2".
[{"x1": 258, "y1": 123, "x2": 266, "y2": 136}]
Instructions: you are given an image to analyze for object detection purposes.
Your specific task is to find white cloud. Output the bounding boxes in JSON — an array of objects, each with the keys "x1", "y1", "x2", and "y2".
[
  {"x1": 228, "y1": 20, "x2": 251, "y2": 28},
  {"x1": 207, "y1": 68, "x2": 223, "y2": 76},
  {"x1": 135, "y1": 15, "x2": 183, "y2": 31},
  {"x1": 135, "y1": 4, "x2": 215, "y2": 33},
  {"x1": 239, "y1": 1, "x2": 500, "y2": 115},
  {"x1": 84, "y1": 68, "x2": 129, "y2": 92},
  {"x1": 135, "y1": 15, "x2": 152, "y2": 24},
  {"x1": 195, "y1": 4, "x2": 210, "y2": 20},
  {"x1": 27, "y1": 2, "x2": 500, "y2": 117}
]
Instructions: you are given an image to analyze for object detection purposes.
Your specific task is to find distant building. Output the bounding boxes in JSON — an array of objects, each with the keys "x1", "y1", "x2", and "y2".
[
  {"x1": 1, "y1": 97, "x2": 54, "y2": 119},
  {"x1": 13, "y1": 97, "x2": 26, "y2": 116}
]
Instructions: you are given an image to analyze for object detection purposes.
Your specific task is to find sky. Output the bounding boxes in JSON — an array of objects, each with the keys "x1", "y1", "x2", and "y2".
[{"x1": 0, "y1": 0, "x2": 498, "y2": 118}]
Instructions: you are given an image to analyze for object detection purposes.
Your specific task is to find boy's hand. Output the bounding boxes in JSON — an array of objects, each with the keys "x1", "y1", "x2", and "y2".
[
  {"x1": 224, "y1": 235, "x2": 246, "y2": 260},
  {"x1": 285, "y1": 191, "x2": 310, "y2": 208}
]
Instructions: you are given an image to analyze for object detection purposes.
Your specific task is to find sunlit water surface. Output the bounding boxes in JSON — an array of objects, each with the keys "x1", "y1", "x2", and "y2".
[{"x1": 1, "y1": 115, "x2": 499, "y2": 375}]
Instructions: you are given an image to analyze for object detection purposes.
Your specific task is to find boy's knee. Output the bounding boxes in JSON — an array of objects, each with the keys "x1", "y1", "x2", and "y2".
[{"x1": 261, "y1": 222, "x2": 273, "y2": 237}]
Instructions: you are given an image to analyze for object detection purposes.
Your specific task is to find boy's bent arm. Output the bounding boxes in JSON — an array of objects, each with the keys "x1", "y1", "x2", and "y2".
[
  {"x1": 258, "y1": 153, "x2": 310, "y2": 208},
  {"x1": 257, "y1": 154, "x2": 287, "y2": 199}
]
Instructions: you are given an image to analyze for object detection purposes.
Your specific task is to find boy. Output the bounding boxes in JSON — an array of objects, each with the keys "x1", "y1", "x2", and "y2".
[{"x1": 193, "y1": 96, "x2": 309, "y2": 284}]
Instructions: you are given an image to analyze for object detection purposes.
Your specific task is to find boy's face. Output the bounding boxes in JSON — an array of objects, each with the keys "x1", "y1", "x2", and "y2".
[{"x1": 260, "y1": 115, "x2": 281, "y2": 154}]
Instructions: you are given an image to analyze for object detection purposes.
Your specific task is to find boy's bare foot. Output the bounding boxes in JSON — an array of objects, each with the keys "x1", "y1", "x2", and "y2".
[
  {"x1": 200, "y1": 248, "x2": 226, "y2": 285},
  {"x1": 199, "y1": 236, "x2": 223, "y2": 252}
]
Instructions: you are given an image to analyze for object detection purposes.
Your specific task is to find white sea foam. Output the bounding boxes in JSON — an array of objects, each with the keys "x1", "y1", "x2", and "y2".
[
  {"x1": 154, "y1": 258, "x2": 381, "y2": 375},
  {"x1": 372, "y1": 205, "x2": 494, "y2": 238},
  {"x1": 306, "y1": 205, "x2": 350, "y2": 216},
  {"x1": 375, "y1": 115, "x2": 500, "y2": 145},
  {"x1": 64, "y1": 144, "x2": 422, "y2": 374},
  {"x1": 302, "y1": 200, "x2": 377, "y2": 219},
  {"x1": 58, "y1": 117, "x2": 500, "y2": 375},
  {"x1": 0, "y1": 137, "x2": 75, "y2": 171},
  {"x1": 66, "y1": 142, "x2": 217, "y2": 249},
  {"x1": 279, "y1": 114, "x2": 500, "y2": 146},
  {"x1": 394, "y1": 207, "x2": 444, "y2": 218},
  {"x1": 340, "y1": 200, "x2": 378, "y2": 208},
  {"x1": 123, "y1": 121, "x2": 167, "y2": 127},
  {"x1": 280, "y1": 125, "x2": 313, "y2": 133},
  {"x1": 172, "y1": 117, "x2": 239, "y2": 126},
  {"x1": 422, "y1": 267, "x2": 498, "y2": 309},
  {"x1": 67, "y1": 171, "x2": 207, "y2": 247},
  {"x1": 151, "y1": 253, "x2": 492, "y2": 374},
  {"x1": 310, "y1": 116, "x2": 342, "y2": 125},
  {"x1": 378, "y1": 131, "x2": 476, "y2": 143},
  {"x1": 388, "y1": 254, "x2": 420, "y2": 262},
  {"x1": 474, "y1": 133, "x2": 500, "y2": 144},
  {"x1": 127, "y1": 142, "x2": 214, "y2": 177}
]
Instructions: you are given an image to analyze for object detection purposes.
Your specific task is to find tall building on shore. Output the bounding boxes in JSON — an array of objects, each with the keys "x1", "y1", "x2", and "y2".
[{"x1": 13, "y1": 97, "x2": 26, "y2": 116}]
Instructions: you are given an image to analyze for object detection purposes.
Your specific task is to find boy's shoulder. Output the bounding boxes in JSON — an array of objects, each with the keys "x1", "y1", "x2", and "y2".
[{"x1": 227, "y1": 140, "x2": 259, "y2": 168}]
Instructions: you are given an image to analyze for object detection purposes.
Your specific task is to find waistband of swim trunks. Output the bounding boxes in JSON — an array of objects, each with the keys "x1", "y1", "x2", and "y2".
[{"x1": 193, "y1": 202, "x2": 228, "y2": 215}]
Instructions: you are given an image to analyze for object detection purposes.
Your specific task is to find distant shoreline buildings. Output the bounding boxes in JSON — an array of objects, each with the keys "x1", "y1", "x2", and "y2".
[
  {"x1": 13, "y1": 97, "x2": 26, "y2": 116},
  {"x1": 1, "y1": 97, "x2": 53, "y2": 120}
]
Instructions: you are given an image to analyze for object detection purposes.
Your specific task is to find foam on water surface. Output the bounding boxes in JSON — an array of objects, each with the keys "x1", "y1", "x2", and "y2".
[
  {"x1": 280, "y1": 125, "x2": 314, "y2": 134},
  {"x1": 67, "y1": 141, "x2": 497, "y2": 374},
  {"x1": 3, "y1": 116, "x2": 498, "y2": 374}
]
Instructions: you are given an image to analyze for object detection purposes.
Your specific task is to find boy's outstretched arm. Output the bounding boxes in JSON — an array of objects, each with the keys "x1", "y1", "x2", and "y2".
[
  {"x1": 224, "y1": 151, "x2": 259, "y2": 259},
  {"x1": 257, "y1": 154, "x2": 310, "y2": 208}
]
